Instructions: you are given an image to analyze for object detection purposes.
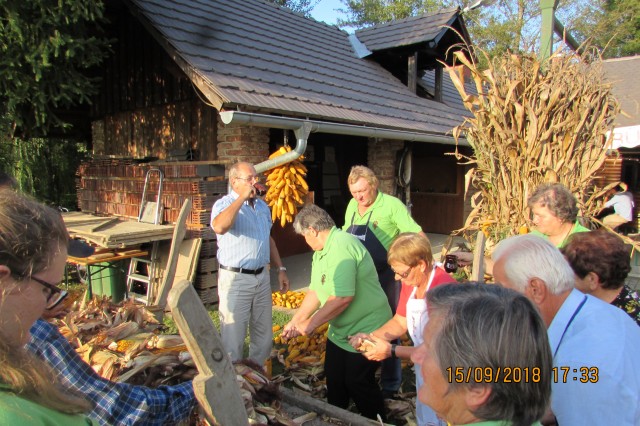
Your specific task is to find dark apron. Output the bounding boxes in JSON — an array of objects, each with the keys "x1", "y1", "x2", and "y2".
[{"x1": 347, "y1": 211, "x2": 399, "y2": 313}]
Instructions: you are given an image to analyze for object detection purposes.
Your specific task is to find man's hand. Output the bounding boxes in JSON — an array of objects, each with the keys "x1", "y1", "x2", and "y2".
[
  {"x1": 278, "y1": 271, "x2": 290, "y2": 293},
  {"x1": 236, "y1": 178, "x2": 255, "y2": 201}
]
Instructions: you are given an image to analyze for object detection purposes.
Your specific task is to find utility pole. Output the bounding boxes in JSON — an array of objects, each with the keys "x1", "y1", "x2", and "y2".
[{"x1": 540, "y1": 0, "x2": 557, "y2": 60}]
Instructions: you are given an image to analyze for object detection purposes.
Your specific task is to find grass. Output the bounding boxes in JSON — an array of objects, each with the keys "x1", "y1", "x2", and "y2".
[{"x1": 162, "y1": 306, "x2": 293, "y2": 360}]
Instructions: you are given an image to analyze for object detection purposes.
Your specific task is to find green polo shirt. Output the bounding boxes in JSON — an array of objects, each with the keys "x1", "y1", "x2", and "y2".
[
  {"x1": 0, "y1": 384, "x2": 94, "y2": 425},
  {"x1": 310, "y1": 227, "x2": 392, "y2": 352},
  {"x1": 343, "y1": 191, "x2": 422, "y2": 250},
  {"x1": 530, "y1": 220, "x2": 590, "y2": 248}
]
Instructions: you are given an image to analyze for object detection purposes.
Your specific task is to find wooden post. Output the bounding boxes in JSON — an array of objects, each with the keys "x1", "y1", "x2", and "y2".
[
  {"x1": 155, "y1": 198, "x2": 191, "y2": 308},
  {"x1": 470, "y1": 232, "x2": 486, "y2": 283},
  {"x1": 408, "y1": 52, "x2": 418, "y2": 93},
  {"x1": 168, "y1": 280, "x2": 249, "y2": 426}
]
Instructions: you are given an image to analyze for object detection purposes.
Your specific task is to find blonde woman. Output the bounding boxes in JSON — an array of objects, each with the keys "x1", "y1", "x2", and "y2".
[{"x1": 0, "y1": 190, "x2": 94, "y2": 425}]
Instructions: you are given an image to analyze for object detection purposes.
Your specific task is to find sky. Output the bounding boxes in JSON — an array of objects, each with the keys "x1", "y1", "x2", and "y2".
[{"x1": 309, "y1": 0, "x2": 346, "y2": 26}]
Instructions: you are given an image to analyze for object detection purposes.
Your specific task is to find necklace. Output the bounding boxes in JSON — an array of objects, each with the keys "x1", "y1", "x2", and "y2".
[{"x1": 554, "y1": 222, "x2": 574, "y2": 248}]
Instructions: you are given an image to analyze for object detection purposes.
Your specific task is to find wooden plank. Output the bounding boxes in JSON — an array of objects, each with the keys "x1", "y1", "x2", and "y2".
[
  {"x1": 155, "y1": 198, "x2": 191, "y2": 308},
  {"x1": 168, "y1": 280, "x2": 248, "y2": 426},
  {"x1": 173, "y1": 238, "x2": 202, "y2": 285},
  {"x1": 470, "y1": 232, "x2": 486, "y2": 283}
]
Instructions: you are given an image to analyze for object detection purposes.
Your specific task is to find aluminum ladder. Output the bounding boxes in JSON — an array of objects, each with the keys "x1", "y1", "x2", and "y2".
[{"x1": 126, "y1": 168, "x2": 164, "y2": 304}]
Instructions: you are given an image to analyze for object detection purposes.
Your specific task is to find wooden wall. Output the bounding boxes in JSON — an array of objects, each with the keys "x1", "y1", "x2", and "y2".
[{"x1": 90, "y1": 6, "x2": 218, "y2": 160}]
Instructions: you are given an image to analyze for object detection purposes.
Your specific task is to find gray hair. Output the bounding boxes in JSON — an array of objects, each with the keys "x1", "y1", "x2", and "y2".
[
  {"x1": 293, "y1": 204, "x2": 335, "y2": 234},
  {"x1": 527, "y1": 183, "x2": 578, "y2": 223},
  {"x1": 228, "y1": 162, "x2": 253, "y2": 180},
  {"x1": 491, "y1": 234, "x2": 575, "y2": 294},
  {"x1": 427, "y1": 283, "x2": 552, "y2": 426}
]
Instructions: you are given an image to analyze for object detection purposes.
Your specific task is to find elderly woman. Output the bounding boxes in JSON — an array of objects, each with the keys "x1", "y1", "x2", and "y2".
[
  {"x1": 455, "y1": 183, "x2": 588, "y2": 271},
  {"x1": 411, "y1": 283, "x2": 552, "y2": 426},
  {"x1": 0, "y1": 190, "x2": 94, "y2": 424},
  {"x1": 528, "y1": 183, "x2": 589, "y2": 248},
  {"x1": 349, "y1": 232, "x2": 455, "y2": 425},
  {"x1": 561, "y1": 230, "x2": 640, "y2": 325},
  {"x1": 282, "y1": 204, "x2": 392, "y2": 421}
]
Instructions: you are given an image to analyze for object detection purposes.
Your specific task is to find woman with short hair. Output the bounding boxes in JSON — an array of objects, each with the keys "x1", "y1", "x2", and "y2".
[
  {"x1": 562, "y1": 229, "x2": 640, "y2": 325},
  {"x1": 349, "y1": 232, "x2": 455, "y2": 425}
]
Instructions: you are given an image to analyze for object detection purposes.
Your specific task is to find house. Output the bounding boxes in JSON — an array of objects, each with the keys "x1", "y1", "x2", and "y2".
[
  {"x1": 75, "y1": 0, "x2": 474, "y2": 302},
  {"x1": 602, "y1": 56, "x2": 640, "y2": 232}
]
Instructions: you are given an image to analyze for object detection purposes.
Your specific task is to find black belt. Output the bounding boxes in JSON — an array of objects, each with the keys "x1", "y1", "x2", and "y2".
[{"x1": 219, "y1": 264, "x2": 264, "y2": 275}]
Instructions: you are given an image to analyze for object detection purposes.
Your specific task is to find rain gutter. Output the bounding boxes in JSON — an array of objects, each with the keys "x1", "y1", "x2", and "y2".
[{"x1": 219, "y1": 111, "x2": 464, "y2": 173}]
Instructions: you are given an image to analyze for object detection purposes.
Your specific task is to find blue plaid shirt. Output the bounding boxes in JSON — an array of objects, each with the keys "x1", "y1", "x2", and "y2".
[{"x1": 27, "y1": 319, "x2": 195, "y2": 426}]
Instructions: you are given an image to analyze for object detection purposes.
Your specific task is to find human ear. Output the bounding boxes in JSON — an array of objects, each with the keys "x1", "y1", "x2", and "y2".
[
  {"x1": 0, "y1": 265, "x2": 11, "y2": 281},
  {"x1": 528, "y1": 278, "x2": 548, "y2": 305},
  {"x1": 465, "y1": 384, "x2": 491, "y2": 411}
]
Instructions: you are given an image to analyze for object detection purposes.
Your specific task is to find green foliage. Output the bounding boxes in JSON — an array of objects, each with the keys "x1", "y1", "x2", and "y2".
[
  {"x1": 0, "y1": 135, "x2": 87, "y2": 206},
  {"x1": 0, "y1": 0, "x2": 111, "y2": 137},
  {"x1": 337, "y1": 0, "x2": 638, "y2": 60},
  {"x1": 270, "y1": 0, "x2": 321, "y2": 17},
  {"x1": 337, "y1": 0, "x2": 457, "y2": 29},
  {"x1": 571, "y1": 0, "x2": 640, "y2": 58}
]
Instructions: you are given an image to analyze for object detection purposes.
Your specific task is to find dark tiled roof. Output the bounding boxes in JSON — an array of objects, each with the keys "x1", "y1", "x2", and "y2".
[
  {"x1": 603, "y1": 56, "x2": 640, "y2": 128},
  {"x1": 355, "y1": 8, "x2": 460, "y2": 53},
  {"x1": 129, "y1": 0, "x2": 468, "y2": 136}
]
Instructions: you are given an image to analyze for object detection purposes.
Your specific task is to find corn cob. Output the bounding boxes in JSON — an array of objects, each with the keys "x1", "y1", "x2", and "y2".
[{"x1": 264, "y1": 145, "x2": 309, "y2": 227}]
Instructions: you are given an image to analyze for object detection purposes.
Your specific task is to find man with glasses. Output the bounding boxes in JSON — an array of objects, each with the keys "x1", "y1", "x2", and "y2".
[{"x1": 211, "y1": 161, "x2": 289, "y2": 364}]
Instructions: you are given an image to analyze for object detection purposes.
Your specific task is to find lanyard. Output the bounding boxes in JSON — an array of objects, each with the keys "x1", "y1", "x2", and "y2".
[{"x1": 553, "y1": 295, "x2": 587, "y2": 358}]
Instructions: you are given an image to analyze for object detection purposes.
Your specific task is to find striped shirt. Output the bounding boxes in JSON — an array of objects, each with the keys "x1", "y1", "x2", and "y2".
[{"x1": 211, "y1": 191, "x2": 272, "y2": 270}]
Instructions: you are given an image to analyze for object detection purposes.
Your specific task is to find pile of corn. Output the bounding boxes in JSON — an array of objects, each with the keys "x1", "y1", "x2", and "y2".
[
  {"x1": 264, "y1": 145, "x2": 309, "y2": 227},
  {"x1": 271, "y1": 290, "x2": 305, "y2": 309}
]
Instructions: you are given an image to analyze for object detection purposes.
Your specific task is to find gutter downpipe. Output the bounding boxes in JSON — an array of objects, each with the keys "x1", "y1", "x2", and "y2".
[{"x1": 219, "y1": 111, "x2": 464, "y2": 173}]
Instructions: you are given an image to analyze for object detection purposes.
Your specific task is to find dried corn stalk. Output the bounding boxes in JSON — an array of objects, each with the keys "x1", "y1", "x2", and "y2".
[{"x1": 446, "y1": 50, "x2": 620, "y2": 247}]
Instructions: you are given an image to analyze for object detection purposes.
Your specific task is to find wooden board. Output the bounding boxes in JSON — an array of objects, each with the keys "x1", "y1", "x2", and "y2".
[
  {"x1": 66, "y1": 219, "x2": 174, "y2": 248},
  {"x1": 154, "y1": 198, "x2": 191, "y2": 308},
  {"x1": 168, "y1": 280, "x2": 248, "y2": 426}
]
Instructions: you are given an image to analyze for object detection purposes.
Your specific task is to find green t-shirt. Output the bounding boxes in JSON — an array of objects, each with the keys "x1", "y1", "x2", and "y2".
[
  {"x1": 343, "y1": 191, "x2": 422, "y2": 250},
  {"x1": 0, "y1": 384, "x2": 94, "y2": 425},
  {"x1": 310, "y1": 227, "x2": 392, "y2": 352},
  {"x1": 530, "y1": 220, "x2": 590, "y2": 248}
]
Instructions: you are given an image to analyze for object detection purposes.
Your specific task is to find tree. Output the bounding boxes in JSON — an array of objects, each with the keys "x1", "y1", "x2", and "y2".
[
  {"x1": 0, "y1": 0, "x2": 110, "y2": 138},
  {"x1": 337, "y1": 0, "x2": 458, "y2": 29},
  {"x1": 271, "y1": 0, "x2": 321, "y2": 17},
  {"x1": 571, "y1": 0, "x2": 640, "y2": 58},
  {"x1": 336, "y1": 0, "x2": 638, "y2": 60}
]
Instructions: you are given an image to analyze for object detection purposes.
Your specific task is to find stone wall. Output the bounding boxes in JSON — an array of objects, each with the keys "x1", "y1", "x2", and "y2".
[{"x1": 368, "y1": 138, "x2": 404, "y2": 194}]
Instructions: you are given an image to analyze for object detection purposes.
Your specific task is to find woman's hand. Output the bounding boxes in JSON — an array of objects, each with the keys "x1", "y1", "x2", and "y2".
[{"x1": 361, "y1": 334, "x2": 392, "y2": 361}]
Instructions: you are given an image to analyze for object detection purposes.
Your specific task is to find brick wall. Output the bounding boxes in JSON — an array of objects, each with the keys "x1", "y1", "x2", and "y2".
[
  {"x1": 368, "y1": 138, "x2": 404, "y2": 194},
  {"x1": 216, "y1": 118, "x2": 270, "y2": 167}
]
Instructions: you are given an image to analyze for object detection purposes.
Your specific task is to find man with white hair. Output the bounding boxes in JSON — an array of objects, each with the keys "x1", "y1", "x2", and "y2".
[{"x1": 492, "y1": 234, "x2": 640, "y2": 425}]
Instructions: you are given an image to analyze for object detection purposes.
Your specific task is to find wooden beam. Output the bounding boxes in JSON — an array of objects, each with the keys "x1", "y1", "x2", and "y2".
[
  {"x1": 154, "y1": 198, "x2": 191, "y2": 308},
  {"x1": 435, "y1": 65, "x2": 443, "y2": 103},
  {"x1": 168, "y1": 280, "x2": 249, "y2": 425},
  {"x1": 408, "y1": 52, "x2": 418, "y2": 93}
]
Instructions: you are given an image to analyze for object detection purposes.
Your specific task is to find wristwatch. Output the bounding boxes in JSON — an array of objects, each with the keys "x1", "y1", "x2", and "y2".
[
  {"x1": 390, "y1": 344, "x2": 397, "y2": 359},
  {"x1": 278, "y1": 266, "x2": 287, "y2": 272}
]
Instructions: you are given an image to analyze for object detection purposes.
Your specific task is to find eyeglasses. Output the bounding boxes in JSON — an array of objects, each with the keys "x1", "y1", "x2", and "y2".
[
  {"x1": 30, "y1": 276, "x2": 68, "y2": 310},
  {"x1": 391, "y1": 265, "x2": 414, "y2": 279},
  {"x1": 235, "y1": 175, "x2": 260, "y2": 183}
]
